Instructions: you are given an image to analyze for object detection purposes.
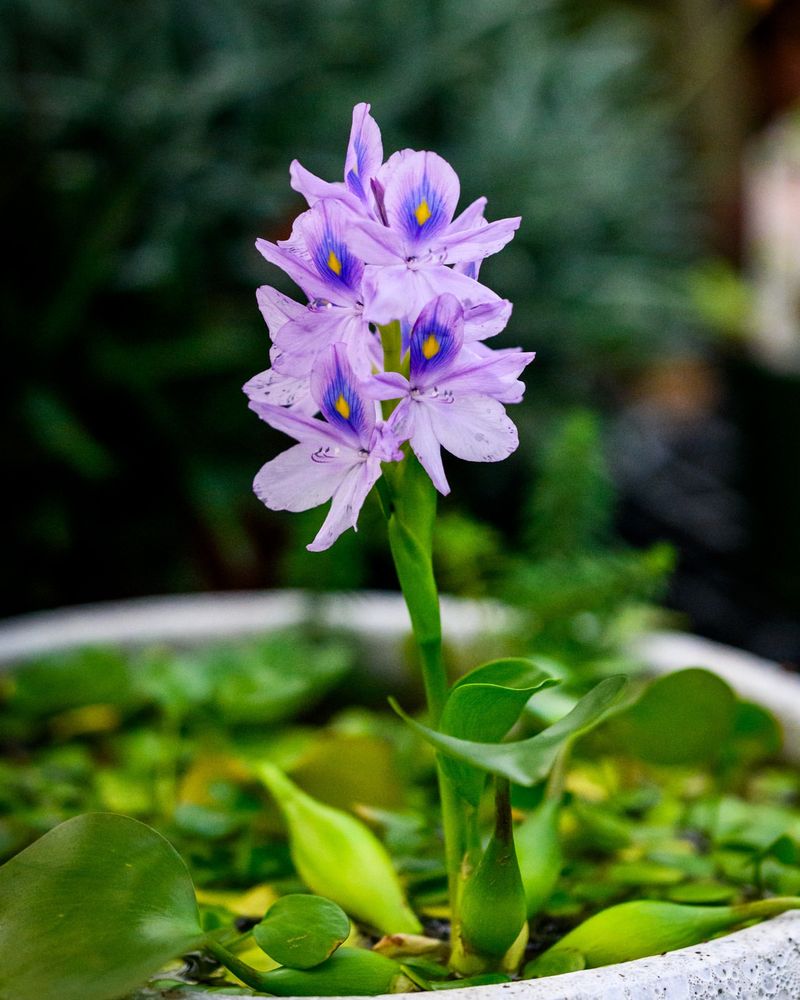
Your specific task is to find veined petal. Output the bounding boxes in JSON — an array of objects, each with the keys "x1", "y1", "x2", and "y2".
[
  {"x1": 254, "y1": 443, "x2": 354, "y2": 513},
  {"x1": 444, "y1": 348, "x2": 536, "y2": 399},
  {"x1": 249, "y1": 400, "x2": 347, "y2": 450},
  {"x1": 243, "y1": 368, "x2": 316, "y2": 414},
  {"x1": 290, "y1": 159, "x2": 355, "y2": 209},
  {"x1": 463, "y1": 298, "x2": 512, "y2": 341},
  {"x1": 274, "y1": 307, "x2": 377, "y2": 379},
  {"x1": 409, "y1": 294, "x2": 464, "y2": 383},
  {"x1": 363, "y1": 371, "x2": 410, "y2": 401},
  {"x1": 436, "y1": 215, "x2": 521, "y2": 264},
  {"x1": 310, "y1": 342, "x2": 376, "y2": 448},
  {"x1": 256, "y1": 285, "x2": 306, "y2": 335},
  {"x1": 408, "y1": 404, "x2": 450, "y2": 495},
  {"x1": 347, "y1": 218, "x2": 406, "y2": 265},
  {"x1": 426, "y1": 395, "x2": 519, "y2": 464},
  {"x1": 345, "y1": 103, "x2": 383, "y2": 201},
  {"x1": 450, "y1": 196, "x2": 487, "y2": 232},
  {"x1": 308, "y1": 458, "x2": 381, "y2": 552},
  {"x1": 256, "y1": 237, "x2": 339, "y2": 303},
  {"x1": 361, "y1": 262, "x2": 502, "y2": 328},
  {"x1": 272, "y1": 307, "x2": 346, "y2": 375},
  {"x1": 293, "y1": 201, "x2": 364, "y2": 298},
  {"x1": 384, "y1": 151, "x2": 460, "y2": 250}
]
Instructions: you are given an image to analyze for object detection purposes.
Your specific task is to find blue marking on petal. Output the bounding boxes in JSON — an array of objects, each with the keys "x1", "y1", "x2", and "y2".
[
  {"x1": 401, "y1": 173, "x2": 447, "y2": 243},
  {"x1": 320, "y1": 359, "x2": 368, "y2": 440},
  {"x1": 354, "y1": 134, "x2": 367, "y2": 176},
  {"x1": 410, "y1": 298, "x2": 462, "y2": 380},
  {"x1": 346, "y1": 168, "x2": 366, "y2": 201},
  {"x1": 311, "y1": 228, "x2": 363, "y2": 292}
]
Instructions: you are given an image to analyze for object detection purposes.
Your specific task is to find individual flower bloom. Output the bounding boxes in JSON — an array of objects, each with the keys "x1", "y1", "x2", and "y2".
[
  {"x1": 290, "y1": 102, "x2": 384, "y2": 218},
  {"x1": 249, "y1": 343, "x2": 402, "y2": 552},
  {"x1": 369, "y1": 294, "x2": 534, "y2": 495},
  {"x1": 256, "y1": 200, "x2": 379, "y2": 377},
  {"x1": 347, "y1": 150, "x2": 521, "y2": 325}
]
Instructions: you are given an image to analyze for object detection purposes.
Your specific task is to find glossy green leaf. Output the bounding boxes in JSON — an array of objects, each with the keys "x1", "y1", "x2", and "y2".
[
  {"x1": 439, "y1": 659, "x2": 557, "y2": 805},
  {"x1": 390, "y1": 675, "x2": 626, "y2": 788},
  {"x1": 604, "y1": 668, "x2": 736, "y2": 766},
  {"x1": 725, "y1": 701, "x2": 783, "y2": 767},
  {"x1": 451, "y1": 657, "x2": 555, "y2": 694},
  {"x1": 253, "y1": 894, "x2": 350, "y2": 969},
  {"x1": 758, "y1": 834, "x2": 799, "y2": 866},
  {"x1": 0, "y1": 813, "x2": 204, "y2": 1000}
]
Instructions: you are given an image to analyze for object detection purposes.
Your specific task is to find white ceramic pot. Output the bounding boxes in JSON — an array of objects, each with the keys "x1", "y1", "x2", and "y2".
[{"x1": 2, "y1": 592, "x2": 800, "y2": 1000}]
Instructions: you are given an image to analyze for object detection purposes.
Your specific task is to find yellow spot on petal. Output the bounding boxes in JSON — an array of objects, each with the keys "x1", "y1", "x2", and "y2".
[
  {"x1": 334, "y1": 393, "x2": 350, "y2": 419},
  {"x1": 415, "y1": 199, "x2": 432, "y2": 226},
  {"x1": 422, "y1": 334, "x2": 440, "y2": 359},
  {"x1": 328, "y1": 250, "x2": 342, "y2": 275}
]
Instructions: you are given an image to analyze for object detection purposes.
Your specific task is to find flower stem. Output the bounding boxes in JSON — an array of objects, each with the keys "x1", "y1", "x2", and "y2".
[{"x1": 377, "y1": 454, "x2": 467, "y2": 942}]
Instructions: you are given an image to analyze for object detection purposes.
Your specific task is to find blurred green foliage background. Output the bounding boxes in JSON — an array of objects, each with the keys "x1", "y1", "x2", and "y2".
[{"x1": 8, "y1": 0, "x2": 792, "y2": 654}]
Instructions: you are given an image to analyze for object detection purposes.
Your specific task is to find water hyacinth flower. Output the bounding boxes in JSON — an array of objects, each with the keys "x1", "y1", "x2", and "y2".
[
  {"x1": 370, "y1": 295, "x2": 535, "y2": 495},
  {"x1": 349, "y1": 150, "x2": 521, "y2": 327},
  {"x1": 246, "y1": 101, "x2": 534, "y2": 548},
  {"x1": 250, "y1": 344, "x2": 402, "y2": 551}
]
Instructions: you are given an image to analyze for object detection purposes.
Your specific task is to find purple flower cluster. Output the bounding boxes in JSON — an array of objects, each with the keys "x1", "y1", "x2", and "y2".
[{"x1": 246, "y1": 104, "x2": 534, "y2": 551}]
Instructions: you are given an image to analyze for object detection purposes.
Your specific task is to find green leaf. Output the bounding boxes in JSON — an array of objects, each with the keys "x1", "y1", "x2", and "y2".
[
  {"x1": 439, "y1": 659, "x2": 558, "y2": 805},
  {"x1": 0, "y1": 813, "x2": 204, "y2": 1000},
  {"x1": 451, "y1": 657, "x2": 555, "y2": 694},
  {"x1": 760, "y1": 834, "x2": 799, "y2": 867},
  {"x1": 253, "y1": 894, "x2": 350, "y2": 969},
  {"x1": 7, "y1": 648, "x2": 133, "y2": 717},
  {"x1": 390, "y1": 675, "x2": 626, "y2": 787},
  {"x1": 725, "y1": 701, "x2": 783, "y2": 768},
  {"x1": 604, "y1": 668, "x2": 737, "y2": 766}
]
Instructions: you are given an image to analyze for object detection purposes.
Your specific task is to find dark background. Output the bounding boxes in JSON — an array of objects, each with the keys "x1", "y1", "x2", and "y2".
[{"x1": 3, "y1": 0, "x2": 799, "y2": 662}]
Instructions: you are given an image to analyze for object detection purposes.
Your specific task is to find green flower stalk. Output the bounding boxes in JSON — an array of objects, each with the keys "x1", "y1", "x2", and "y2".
[{"x1": 256, "y1": 762, "x2": 420, "y2": 934}]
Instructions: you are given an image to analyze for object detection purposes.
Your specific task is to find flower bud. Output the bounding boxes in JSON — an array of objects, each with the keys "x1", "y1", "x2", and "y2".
[{"x1": 256, "y1": 762, "x2": 420, "y2": 934}]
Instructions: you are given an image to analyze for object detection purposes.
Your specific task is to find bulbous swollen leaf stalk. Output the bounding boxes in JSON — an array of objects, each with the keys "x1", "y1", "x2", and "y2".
[
  {"x1": 256, "y1": 762, "x2": 420, "y2": 934},
  {"x1": 209, "y1": 942, "x2": 408, "y2": 997},
  {"x1": 525, "y1": 896, "x2": 800, "y2": 974},
  {"x1": 455, "y1": 778, "x2": 527, "y2": 969}
]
